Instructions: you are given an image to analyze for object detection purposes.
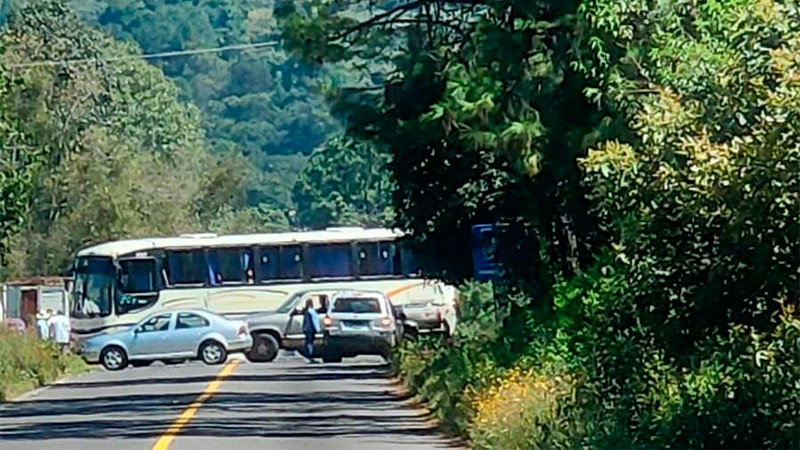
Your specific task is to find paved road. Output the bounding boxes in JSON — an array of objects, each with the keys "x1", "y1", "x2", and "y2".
[{"x1": 0, "y1": 354, "x2": 459, "y2": 450}]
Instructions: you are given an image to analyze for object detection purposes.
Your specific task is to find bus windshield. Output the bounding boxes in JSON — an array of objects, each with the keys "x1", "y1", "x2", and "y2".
[{"x1": 71, "y1": 256, "x2": 114, "y2": 318}]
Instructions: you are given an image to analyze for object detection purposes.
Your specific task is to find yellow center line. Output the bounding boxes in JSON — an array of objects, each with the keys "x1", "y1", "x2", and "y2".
[{"x1": 152, "y1": 360, "x2": 239, "y2": 450}]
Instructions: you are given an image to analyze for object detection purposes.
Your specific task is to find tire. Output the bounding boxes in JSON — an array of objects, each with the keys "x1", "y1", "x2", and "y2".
[
  {"x1": 403, "y1": 326, "x2": 419, "y2": 341},
  {"x1": 130, "y1": 360, "x2": 153, "y2": 368},
  {"x1": 199, "y1": 340, "x2": 227, "y2": 365},
  {"x1": 100, "y1": 346, "x2": 128, "y2": 371},
  {"x1": 246, "y1": 333, "x2": 279, "y2": 363},
  {"x1": 321, "y1": 349, "x2": 342, "y2": 363}
]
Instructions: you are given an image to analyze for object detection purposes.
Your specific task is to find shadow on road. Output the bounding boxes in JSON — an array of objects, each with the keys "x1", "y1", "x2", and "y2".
[
  {"x1": 49, "y1": 370, "x2": 391, "y2": 390},
  {"x1": 0, "y1": 362, "x2": 458, "y2": 448}
]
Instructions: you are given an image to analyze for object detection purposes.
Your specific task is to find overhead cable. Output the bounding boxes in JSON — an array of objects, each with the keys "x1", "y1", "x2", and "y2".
[{"x1": 7, "y1": 41, "x2": 280, "y2": 69}]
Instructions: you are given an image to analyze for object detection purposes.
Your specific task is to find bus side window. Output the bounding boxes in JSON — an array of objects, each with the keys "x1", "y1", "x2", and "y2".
[
  {"x1": 308, "y1": 243, "x2": 352, "y2": 278},
  {"x1": 401, "y1": 245, "x2": 420, "y2": 276},
  {"x1": 119, "y1": 260, "x2": 156, "y2": 293},
  {"x1": 210, "y1": 248, "x2": 252, "y2": 285},
  {"x1": 259, "y1": 246, "x2": 280, "y2": 282},
  {"x1": 279, "y1": 245, "x2": 303, "y2": 279},
  {"x1": 165, "y1": 250, "x2": 207, "y2": 286},
  {"x1": 357, "y1": 242, "x2": 387, "y2": 276}
]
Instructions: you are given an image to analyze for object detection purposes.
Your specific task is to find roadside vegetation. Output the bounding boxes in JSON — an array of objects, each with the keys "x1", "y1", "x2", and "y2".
[
  {"x1": 280, "y1": 0, "x2": 799, "y2": 448},
  {"x1": 0, "y1": 327, "x2": 89, "y2": 402}
]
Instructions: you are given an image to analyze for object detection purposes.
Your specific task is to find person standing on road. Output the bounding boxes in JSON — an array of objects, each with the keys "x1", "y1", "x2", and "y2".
[
  {"x1": 48, "y1": 310, "x2": 71, "y2": 353},
  {"x1": 36, "y1": 310, "x2": 51, "y2": 340},
  {"x1": 301, "y1": 299, "x2": 321, "y2": 363}
]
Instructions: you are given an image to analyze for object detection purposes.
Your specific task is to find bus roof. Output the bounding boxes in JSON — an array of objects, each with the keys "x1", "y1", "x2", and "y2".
[{"x1": 76, "y1": 228, "x2": 405, "y2": 258}]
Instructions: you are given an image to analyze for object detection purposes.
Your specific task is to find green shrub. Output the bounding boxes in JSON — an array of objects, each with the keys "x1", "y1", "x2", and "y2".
[
  {"x1": 396, "y1": 281, "x2": 509, "y2": 433},
  {"x1": 398, "y1": 259, "x2": 799, "y2": 449},
  {"x1": 468, "y1": 364, "x2": 582, "y2": 450},
  {"x1": 0, "y1": 327, "x2": 89, "y2": 401},
  {"x1": 544, "y1": 261, "x2": 800, "y2": 449}
]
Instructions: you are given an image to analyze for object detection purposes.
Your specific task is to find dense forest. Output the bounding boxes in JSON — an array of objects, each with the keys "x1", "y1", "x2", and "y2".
[
  {"x1": 70, "y1": 0, "x2": 344, "y2": 209},
  {"x1": 279, "y1": 0, "x2": 799, "y2": 448}
]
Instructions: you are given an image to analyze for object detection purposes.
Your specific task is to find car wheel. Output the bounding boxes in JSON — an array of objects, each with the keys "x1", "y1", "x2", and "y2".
[
  {"x1": 101, "y1": 346, "x2": 128, "y2": 371},
  {"x1": 246, "y1": 333, "x2": 279, "y2": 363},
  {"x1": 403, "y1": 327, "x2": 419, "y2": 341},
  {"x1": 200, "y1": 340, "x2": 227, "y2": 365},
  {"x1": 130, "y1": 360, "x2": 153, "y2": 368}
]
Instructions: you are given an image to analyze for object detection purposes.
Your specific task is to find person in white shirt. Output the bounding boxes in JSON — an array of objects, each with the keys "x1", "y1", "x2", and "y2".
[
  {"x1": 48, "y1": 310, "x2": 71, "y2": 353},
  {"x1": 36, "y1": 310, "x2": 52, "y2": 340}
]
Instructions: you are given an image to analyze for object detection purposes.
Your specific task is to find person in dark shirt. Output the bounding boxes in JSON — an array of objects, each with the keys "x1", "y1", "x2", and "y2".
[{"x1": 300, "y1": 299, "x2": 321, "y2": 363}]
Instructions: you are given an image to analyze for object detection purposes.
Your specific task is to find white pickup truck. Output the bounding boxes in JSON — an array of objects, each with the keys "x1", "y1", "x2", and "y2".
[{"x1": 394, "y1": 300, "x2": 457, "y2": 339}]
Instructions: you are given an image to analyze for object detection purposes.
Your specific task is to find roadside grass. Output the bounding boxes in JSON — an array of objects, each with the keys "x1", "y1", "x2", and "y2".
[{"x1": 0, "y1": 326, "x2": 89, "y2": 401}]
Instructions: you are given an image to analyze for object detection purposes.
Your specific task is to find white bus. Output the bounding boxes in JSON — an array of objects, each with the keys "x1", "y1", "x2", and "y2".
[{"x1": 69, "y1": 227, "x2": 457, "y2": 338}]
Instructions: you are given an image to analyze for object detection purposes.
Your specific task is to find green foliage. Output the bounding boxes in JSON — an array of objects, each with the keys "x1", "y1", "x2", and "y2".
[
  {"x1": 580, "y1": 0, "x2": 800, "y2": 357},
  {"x1": 72, "y1": 0, "x2": 343, "y2": 209},
  {"x1": 0, "y1": 60, "x2": 39, "y2": 260},
  {"x1": 0, "y1": 327, "x2": 89, "y2": 401},
  {"x1": 0, "y1": 0, "x2": 254, "y2": 277},
  {"x1": 389, "y1": 1, "x2": 799, "y2": 448},
  {"x1": 279, "y1": 0, "x2": 609, "y2": 283},
  {"x1": 396, "y1": 282, "x2": 511, "y2": 433},
  {"x1": 292, "y1": 136, "x2": 393, "y2": 228}
]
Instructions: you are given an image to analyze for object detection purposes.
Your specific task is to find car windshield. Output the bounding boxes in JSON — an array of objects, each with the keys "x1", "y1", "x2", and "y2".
[
  {"x1": 71, "y1": 257, "x2": 114, "y2": 318},
  {"x1": 331, "y1": 297, "x2": 382, "y2": 314}
]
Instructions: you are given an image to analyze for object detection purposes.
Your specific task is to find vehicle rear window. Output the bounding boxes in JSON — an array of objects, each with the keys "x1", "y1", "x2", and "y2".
[
  {"x1": 176, "y1": 313, "x2": 210, "y2": 329},
  {"x1": 331, "y1": 297, "x2": 382, "y2": 314}
]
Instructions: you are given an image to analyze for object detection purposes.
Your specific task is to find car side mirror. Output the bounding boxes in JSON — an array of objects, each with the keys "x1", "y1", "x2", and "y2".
[{"x1": 133, "y1": 327, "x2": 141, "y2": 334}]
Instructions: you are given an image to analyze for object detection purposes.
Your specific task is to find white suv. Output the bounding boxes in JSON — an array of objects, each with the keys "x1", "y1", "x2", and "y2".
[{"x1": 320, "y1": 290, "x2": 401, "y2": 362}]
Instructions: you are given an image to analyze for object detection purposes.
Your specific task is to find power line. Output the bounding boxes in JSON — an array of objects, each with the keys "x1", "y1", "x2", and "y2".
[{"x1": 7, "y1": 41, "x2": 280, "y2": 69}]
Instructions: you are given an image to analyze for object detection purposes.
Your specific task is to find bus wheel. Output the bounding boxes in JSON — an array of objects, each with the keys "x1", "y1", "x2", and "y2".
[
  {"x1": 246, "y1": 333, "x2": 279, "y2": 363},
  {"x1": 101, "y1": 346, "x2": 128, "y2": 371}
]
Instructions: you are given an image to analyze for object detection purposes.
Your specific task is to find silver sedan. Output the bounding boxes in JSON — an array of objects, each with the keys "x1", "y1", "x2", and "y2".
[{"x1": 80, "y1": 309, "x2": 253, "y2": 370}]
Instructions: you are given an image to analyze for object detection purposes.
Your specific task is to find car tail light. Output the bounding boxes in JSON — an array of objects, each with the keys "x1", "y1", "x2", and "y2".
[
  {"x1": 237, "y1": 324, "x2": 247, "y2": 337},
  {"x1": 322, "y1": 316, "x2": 335, "y2": 328},
  {"x1": 374, "y1": 316, "x2": 393, "y2": 329}
]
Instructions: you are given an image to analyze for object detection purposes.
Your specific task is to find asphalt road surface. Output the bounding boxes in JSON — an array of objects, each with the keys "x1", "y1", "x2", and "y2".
[{"x1": 0, "y1": 353, "x2": 460, "y2": 450}]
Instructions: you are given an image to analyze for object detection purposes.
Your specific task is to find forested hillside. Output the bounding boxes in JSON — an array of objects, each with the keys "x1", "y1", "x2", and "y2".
[
  {"x1": 0, "y1": 0, "x2": 394, "y2": 278},
  {"x1": 68, "y1": 0, "x2": 342, "y2": 210},
  {"x1": 0, "y1": 0, "x2": 286, "y2": 278}
]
